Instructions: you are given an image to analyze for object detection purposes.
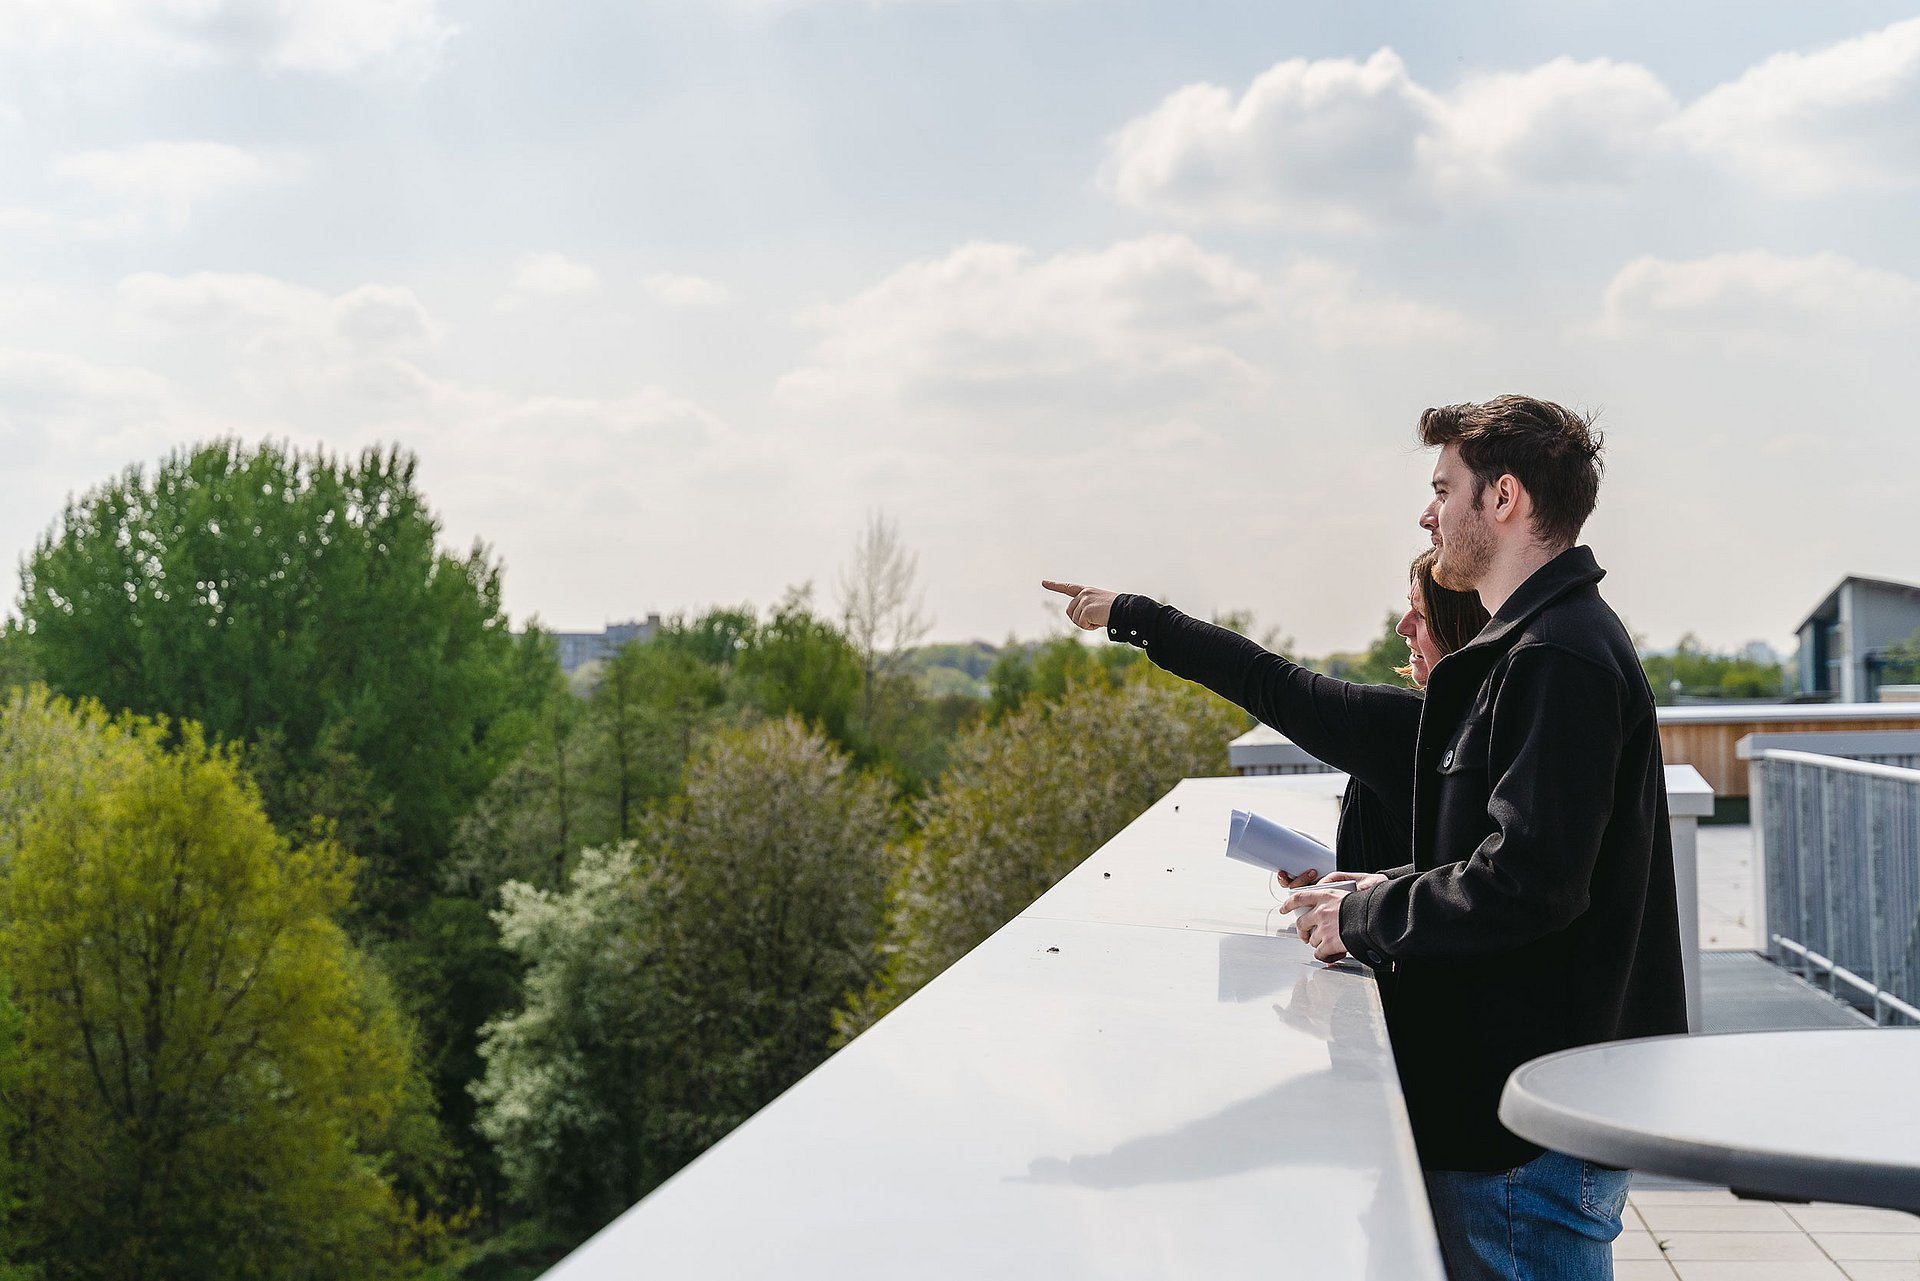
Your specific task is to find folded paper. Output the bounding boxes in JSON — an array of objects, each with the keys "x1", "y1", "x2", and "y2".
[{"x1": 1226, "y1": 808, "x2": 1335, "y2": 879}]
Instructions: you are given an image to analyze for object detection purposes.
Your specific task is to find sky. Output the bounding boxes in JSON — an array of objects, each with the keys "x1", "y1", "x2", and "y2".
[{"x1": 1, "y1": 1, "x2": 1917, "y2": 657}]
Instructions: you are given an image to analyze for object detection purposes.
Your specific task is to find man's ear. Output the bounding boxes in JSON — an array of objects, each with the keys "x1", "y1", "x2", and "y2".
[{"x1": 1490, "y1": 474, "x2": 1532, "y2": 528}]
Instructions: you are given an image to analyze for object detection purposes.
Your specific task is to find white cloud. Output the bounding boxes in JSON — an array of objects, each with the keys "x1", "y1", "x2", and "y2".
[
  {"x1": 1100, "y1": 49, "x2": 1443, "y2": 230},
  {"x1": 1278, "y1": 258, "x2": 1483, "y2": 346},
  {"x1": 0, "y1": 348, "x2": 169, "y2": 417},
  {"x1": 775, "y1": 235, "x2": 1269, "y2": 437},
  {"x1": 642, "y1": 272, "x2": 731, "y2": 309},
  {"x1": 1433, "y1": 57, "x2": 1678, "y2": 198},
  {"x1": 509, "y1": 252, "x2": 600, "y2": 298},
  {"x1": 1667, "y1": 17, "x2": 1920, "y2": 194},
  {"x1": 55, "y1": 141, "x2": 300, "y2": 235},
  {"x1": 1595, "y1": 251, "x2": 1920, "y2": 338},
  {"x1": 774, "y1": 235, "x2": 1481, "y2": 447},
  {"x1": 0, "y1": 206, "x2": 63, "y2": 235},
  {"x1": 0, "y1": 347, "x2": 175, "y2": 473},
  {"x1": 0, "y1": 0, "x2": 456, "y2": 76},
  {"x1": 116, "y1": 271, "x2": 441, "y2": 404},
  {"x1": 1103, "y1": 22, "x2": 1920, "y2": 226}
]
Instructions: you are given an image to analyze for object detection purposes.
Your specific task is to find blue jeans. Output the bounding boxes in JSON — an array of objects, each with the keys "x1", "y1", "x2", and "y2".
[{"x1": 1423, "y1": 1150, "x2": 1632, "y2": 1281}]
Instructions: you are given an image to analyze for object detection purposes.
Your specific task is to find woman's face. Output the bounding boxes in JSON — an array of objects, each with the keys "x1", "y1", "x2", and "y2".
[{"x1": 1395, "y1": 580, "x2": 1447, "y2": 688}]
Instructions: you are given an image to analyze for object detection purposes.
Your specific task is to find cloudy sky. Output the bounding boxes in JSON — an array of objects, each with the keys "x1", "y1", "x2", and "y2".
[{"x1": 2, "y1": 1, "x2": 1917, "y2": 656}]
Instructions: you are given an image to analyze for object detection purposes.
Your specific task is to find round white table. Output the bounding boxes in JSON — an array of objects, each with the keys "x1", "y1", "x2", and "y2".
[{"x1": 1499, "y1": 1029, "x2": 1920, "y2": 1212}]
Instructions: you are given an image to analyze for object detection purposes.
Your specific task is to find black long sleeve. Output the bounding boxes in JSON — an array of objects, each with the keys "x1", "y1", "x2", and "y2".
[{"x1": 1106, "y1": 594, "x2": 1421, "y2": 814}]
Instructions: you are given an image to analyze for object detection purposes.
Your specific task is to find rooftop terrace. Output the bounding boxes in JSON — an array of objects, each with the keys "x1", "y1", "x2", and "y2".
[{"x1": 543, "y1": 774, "x2": 1918, "y2": 1280}]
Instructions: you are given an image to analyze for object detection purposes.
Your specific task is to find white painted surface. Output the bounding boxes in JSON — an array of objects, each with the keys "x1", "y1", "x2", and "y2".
[
  {"x1": 1502, "y1": 1029, "x2": 1920, "y2": 1211},
  {"x1": 1665, "y1": 764, "x2": 1714, "y2": 1031},
  {"x1": 543, "y1": 774, "x2": 1444, "y2": 1281},
  {"x1": 1658, "y1": 703, "x2": 1920, "y2": 725}
]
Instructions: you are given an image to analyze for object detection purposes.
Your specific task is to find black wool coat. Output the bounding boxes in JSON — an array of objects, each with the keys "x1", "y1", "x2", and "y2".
[{"x1": 1109, "y1": 546, "x2": 1687, "y2": 1172}]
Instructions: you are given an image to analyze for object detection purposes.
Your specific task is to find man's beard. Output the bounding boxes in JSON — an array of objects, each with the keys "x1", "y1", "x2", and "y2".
[{"x1": 1432, "y1": 506, "x2": 1493, "y2": 593}]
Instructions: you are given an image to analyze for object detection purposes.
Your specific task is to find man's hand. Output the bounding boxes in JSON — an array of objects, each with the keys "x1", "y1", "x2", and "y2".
[
  {"x1": 1284, "y1": 874, "x2": 1386, "y2": 963},
  {"x1": 1041, "y1": 580, "x2": 1117, "y2": 631},
  {"x1": 1288, "y1": 890, "x2": 1351, "y2": 963}
]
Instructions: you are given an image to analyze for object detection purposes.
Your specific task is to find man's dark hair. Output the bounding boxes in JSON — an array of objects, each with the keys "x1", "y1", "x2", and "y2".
[{"x1": 1417, "y1": 395, "x2": 1604, "y2": 548}]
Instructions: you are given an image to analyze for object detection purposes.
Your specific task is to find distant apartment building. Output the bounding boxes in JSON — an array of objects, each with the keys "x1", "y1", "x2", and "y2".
[
  {"x1": 1796, "y1": 576, "x2": 1920, "y2": 702},
  {"x1": 554, "y1": 615, "x2": 661, "y2": 676}
]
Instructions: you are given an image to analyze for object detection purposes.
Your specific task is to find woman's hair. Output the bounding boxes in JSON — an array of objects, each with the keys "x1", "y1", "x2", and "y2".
[{"x1": 1394, "y1": 548, "x2": 1492, "y2": 682}]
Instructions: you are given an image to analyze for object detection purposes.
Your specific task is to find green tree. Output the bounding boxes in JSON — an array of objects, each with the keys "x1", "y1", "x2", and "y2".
[
  {"x1": 1319, "y1": 612, "x2": 1414, "y2": 687},
  {"x1": 448, "y1": 622, "x2": 738, "y2": 902},
  {"x1": 582, "y1": 641, "x2": 727, "y2": 844},
  {"x1": 0, "y1": 986, "x2": 36, "y2": 1281},
  {"x1": 657, "y1": 607, "x2": 755, "y2": 670},
  {"x1": 1880, "y1": 627, "x2": 1920, "y2": 687},
  {"x1": 473, "y1": 718, "x2": 894, "y2": 1235},
  {"x1": 0, "y1": 694, "x2": 437, "y2": 1279},
  {"x1": 0, "y1": 622, "x2": 37, "y2": 699},
  {"x1": 738, "y1": 588, "x2": 862, "y2": 749},
  {"x1": 987, "y1": 636, "x2": 1143, "y2": 722},
  {"x1": 985, "y1": 639, "x2": 1033, "y2": 723},
  {"x1": 1642, "y1": 634, "x2": 1789, "y2": 704},
  {"x1": 843, "y1": 666, "x2": 1248, "y2": 1035},
  {"x1": 16, "y1": 440, "x2": 539, "y2": 919},
  {"x1": 445, "y1": 661, "x2": 584, "y2": 901}
]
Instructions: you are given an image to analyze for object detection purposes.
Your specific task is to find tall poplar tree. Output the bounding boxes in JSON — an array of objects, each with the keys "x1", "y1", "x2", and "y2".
[{"x1": 15, "y1": 440, "x2": 540, "y2": 918}]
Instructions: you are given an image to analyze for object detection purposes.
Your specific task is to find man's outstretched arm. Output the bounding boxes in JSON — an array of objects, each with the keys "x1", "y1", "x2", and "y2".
[{"x1": 1041, "y1": 579, "x2": 1422, "y2": 801}]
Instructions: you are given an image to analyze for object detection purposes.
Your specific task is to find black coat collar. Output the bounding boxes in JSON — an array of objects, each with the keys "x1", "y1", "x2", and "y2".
[
  {"x1": 1458, "y1": 544, "x2": 1605, "y2": 658},
  {"x1": 1420, "y1": 545, "x2": 1606, "y2": 713}
]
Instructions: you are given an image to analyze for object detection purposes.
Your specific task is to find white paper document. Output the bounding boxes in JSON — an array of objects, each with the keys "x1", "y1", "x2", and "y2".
[{"x1": 1225, "y1": 809, "x2": 1335, "y2": 879}]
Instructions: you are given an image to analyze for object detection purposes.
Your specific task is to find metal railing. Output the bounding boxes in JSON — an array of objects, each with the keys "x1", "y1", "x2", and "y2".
[{"x1": 1756, "y1": 749, "x2": 1920, "y2": 1025}]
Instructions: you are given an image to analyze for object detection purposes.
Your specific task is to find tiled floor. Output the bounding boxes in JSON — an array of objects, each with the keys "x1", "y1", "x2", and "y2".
[
  {"x1": 1616, "y1": 1187, "x2": 1920, "y2": 1280},
  {"x1": 1609, "y1": 826, "x2": 1913, "y2": 1277}
]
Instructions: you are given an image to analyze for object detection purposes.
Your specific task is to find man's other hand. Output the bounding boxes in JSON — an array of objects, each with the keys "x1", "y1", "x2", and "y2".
[
  {"x1": 1041, "y1": 580, "x2": 1117, "y2": 630},
  {"x1": 1284, "y1": 875, "x2": 1385, "y2": 963}
]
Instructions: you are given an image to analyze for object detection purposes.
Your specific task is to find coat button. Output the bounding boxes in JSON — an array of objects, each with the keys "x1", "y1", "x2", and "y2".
[{"x1": 1442, "y1": 749, "x2": 1454, "y2": 768}]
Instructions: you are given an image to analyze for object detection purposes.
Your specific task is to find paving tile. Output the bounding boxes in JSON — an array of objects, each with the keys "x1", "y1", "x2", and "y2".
[
  {"x1": 1669, "y1": 1261, "x2": 1848, "y2": 1280},
  {"x1": 1659, "y1": 1231, "x2": 1829, "y2": 1261},
  {"x1": 1615, "y1": 1230, "x2": 1667, "y2": 1259},
  {"x1": 1788, "y1": 1205, "x2": 1920, "y2": 1234},
  {"x1": 1815, "y1": 1234, "x2": 1920, "y2": 1262},
  {"x1": 1840, "y1": 1263, "x2": 1920, "y2": 1280},
  {"x1": 1639, "y1": 1203, "x2": 1804, "y2": 1232},
  {"x1": 1614, "y1": 1262, "x2": 1679, "y2": 1281},
  {"x1": 1633, "y1": 1188, "x2": 1743, "y2": 1206}
]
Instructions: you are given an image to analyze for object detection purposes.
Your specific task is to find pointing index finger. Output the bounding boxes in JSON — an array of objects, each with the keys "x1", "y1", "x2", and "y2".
[{"x1": 1040, "y1": 579, "x2": 1083, "y2": 597}]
